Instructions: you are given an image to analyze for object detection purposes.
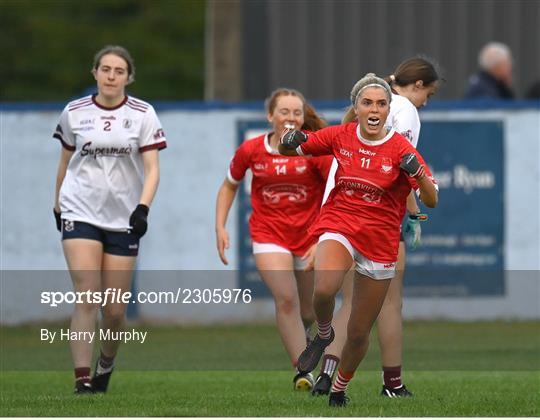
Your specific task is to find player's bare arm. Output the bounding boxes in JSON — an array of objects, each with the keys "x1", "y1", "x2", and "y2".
[
  {"x1": 416, "y1": 174, "x2": 438, "y2": 208},
  {"x1": 215, "y1": 179, "x2": 239, "y2": 265},
  {"x1": 139, "y1": 149, "x2": 160, "y2": 207},
  {"x1": 54, "y1": 148, "x2": 74, "y2": 212}
]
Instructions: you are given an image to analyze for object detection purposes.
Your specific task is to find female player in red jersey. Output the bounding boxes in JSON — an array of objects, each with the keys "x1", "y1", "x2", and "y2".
[
  {"x1": 279, "y1": 73, "x2": 438, "y2": 406},
  {"x1": 215, "y1": 88, "x2": 331, "y2": 390},
  {"x1": 312, "y1": 58, "x2": 442, "y2": 398},
  {"x1": 53, "y1": 45, "x2": 166, "y2": 394}
]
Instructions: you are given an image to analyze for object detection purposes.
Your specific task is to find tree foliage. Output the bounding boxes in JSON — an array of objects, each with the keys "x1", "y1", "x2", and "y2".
[{"x1": 0, "y1": 0, "x2": 205, "y2": 101}]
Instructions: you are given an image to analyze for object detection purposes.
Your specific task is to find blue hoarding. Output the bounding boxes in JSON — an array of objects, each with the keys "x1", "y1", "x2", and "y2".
[
  {"x1": 405, "y1": 120, "x2": 504, "y2": 296},
  {"x1": 237, "y1": 119, "x2": 505, "y2": 298}
]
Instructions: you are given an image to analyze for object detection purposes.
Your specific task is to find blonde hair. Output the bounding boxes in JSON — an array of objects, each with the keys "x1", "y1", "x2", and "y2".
[
  {"x1": 350, "y1": 73, "x2": 392, "y2": 106},
  {"x1": 342, "y1": 107, "x2": 357, "y2": 124},
  {"x1": 343, "y1": 73, "x2": 392, "y2": 124}
]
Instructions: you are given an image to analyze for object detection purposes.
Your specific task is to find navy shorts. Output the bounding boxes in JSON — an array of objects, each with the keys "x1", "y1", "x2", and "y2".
[{"x1": 61, "y1": 220, "x2": 140, "y2": 256}]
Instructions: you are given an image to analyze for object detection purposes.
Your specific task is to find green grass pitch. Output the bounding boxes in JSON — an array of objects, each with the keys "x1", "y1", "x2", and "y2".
[{"x1": 1, "y1": 321, "x2": 539, "y2": 416}]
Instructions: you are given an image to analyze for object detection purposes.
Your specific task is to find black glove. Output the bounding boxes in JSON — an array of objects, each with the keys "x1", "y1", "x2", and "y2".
[
  {"x1": 400, "y1": 153, "x2": 423, "y2": 178},
  {"x1": 280, "y1": 129, "x2": 308, "y2": 150},
  {"x1": 129, "y1": 204, "x2": 149, "y2": 237},
  {"x1": 53, "y1": 208, "x2": 62, "y2": 232}
]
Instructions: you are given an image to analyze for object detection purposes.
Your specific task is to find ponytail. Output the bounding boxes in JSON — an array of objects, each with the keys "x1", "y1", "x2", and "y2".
[
  {"x1": 387, "y1": 56, "x2": 442, "y2": 88},
  {"x1": 341, "y1": 106, "x2": 357, "y2": 124},
  {"x1": 303, "y1": 102, "x2": 328, "y2": 131}
]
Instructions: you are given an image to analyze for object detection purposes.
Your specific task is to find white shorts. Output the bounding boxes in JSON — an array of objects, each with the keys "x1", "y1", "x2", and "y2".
[
  {"x1": 252, "y1": 242, "x2": 308, "y2": 270},
  {"x1": 318, "y1": 232, "x2": 396, "y2": 280}
]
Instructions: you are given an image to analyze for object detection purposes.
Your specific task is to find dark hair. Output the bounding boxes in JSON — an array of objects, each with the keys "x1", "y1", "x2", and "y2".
[
  {"x1": 265, "y1": 88, "x2": 327, "y2": 131},
  {"x1": 92, "y1": 45, "x2": 135, "y2": 83},
  {"x1": 385, "y1": 56, "x2": 442, "y2": 88},
  {"x1": 343, "y1": 58, "x2": 443, "y2": 124}
]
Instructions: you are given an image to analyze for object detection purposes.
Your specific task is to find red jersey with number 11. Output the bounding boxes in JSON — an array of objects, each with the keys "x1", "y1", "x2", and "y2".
[{"x1": 299, "y1": 123, "x2": 436, "y2": 263}]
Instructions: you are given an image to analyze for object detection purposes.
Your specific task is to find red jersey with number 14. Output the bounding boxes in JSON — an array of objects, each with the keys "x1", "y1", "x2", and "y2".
[
  {"x1": 299, "y1": 123, "x2": 436, "y2": 263},
  {"x1": 228, "y1": 133, "x2": 332, "y2": 255}
]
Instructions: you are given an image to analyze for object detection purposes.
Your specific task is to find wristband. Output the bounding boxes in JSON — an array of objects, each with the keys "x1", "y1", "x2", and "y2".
[{"x1": 408, "y1": 213, "x2": 428, "y2": 221}]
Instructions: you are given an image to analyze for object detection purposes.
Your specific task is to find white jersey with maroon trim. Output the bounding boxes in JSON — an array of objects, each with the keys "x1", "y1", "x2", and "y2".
[
  {"x1": 299, "y1": 123, "x2": 436, "y2": 263},
  {"x1": 228, "y1": 133, "x2": 332, "y2": 256},
  {"x1": 53, "y1": 95, "x2": 167, "y2": 231},
  {"x1": 323, "y1": 93, "x2": 421, "y2": 204},
  {"x1": 385, "y1": 93, "x2": 420, "y2": 148}
]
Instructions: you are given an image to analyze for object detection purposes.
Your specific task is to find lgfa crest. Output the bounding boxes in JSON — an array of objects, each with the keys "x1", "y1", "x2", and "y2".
[{"x1": 380, "y1": 157, "x2": 393, "y2": 174}]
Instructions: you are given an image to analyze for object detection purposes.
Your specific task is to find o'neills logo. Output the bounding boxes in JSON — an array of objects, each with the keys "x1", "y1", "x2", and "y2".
[
  {"x1": 80, "y1": 141, "x2": 133, "y2": 159},
  {"x1": 337, "y1": 177, "x2": 384, "y2": 204}
]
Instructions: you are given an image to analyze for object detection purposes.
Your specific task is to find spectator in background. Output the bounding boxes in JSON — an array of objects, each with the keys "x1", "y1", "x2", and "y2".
[{"x1": 464, "y1": 42, "x2": 514, "y2": 99}]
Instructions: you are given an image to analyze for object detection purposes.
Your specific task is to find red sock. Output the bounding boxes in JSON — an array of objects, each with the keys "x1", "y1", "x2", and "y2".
[
  {"x1": 383, "y1": 365, "x2": 402, "y2": 389},
  {"x1": 74, "y1": 367, "x2": 91, "y2": 384},
  {"x1": 331, "y1": 369, "x2": 354, "y2": 393}
]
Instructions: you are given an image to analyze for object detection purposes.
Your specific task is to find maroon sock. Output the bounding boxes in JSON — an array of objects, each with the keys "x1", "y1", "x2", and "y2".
[
  {"x1": 383, "y1": 365, "x2": 402, "y2": 389},
  {"x1": 74, "y1": 367, "x2": 91, "y2": 385},
  {"x1": 99, "y1": 351, "x2": 115, "y2": 370},
  {"x1": 320, "y1": 354, "x2": 340, "y2": 378},
  {"x1": 317, "y1": 320, "x2": 333, "y2": 340}
]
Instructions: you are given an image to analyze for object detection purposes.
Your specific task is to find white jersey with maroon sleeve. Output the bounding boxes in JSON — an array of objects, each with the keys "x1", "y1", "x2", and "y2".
[
  {"x1": 228, "y1": 133, "x2": 332, "y2": 256},
  {"x1": 299, "y1": 123, "x2": 435, "y2": 263},
  {"x1": 386, "y1": 93, "x2": 420, "y2": 148},
  {"x1": 53, "y1": 95, "x2": 167, "y2": 231}
]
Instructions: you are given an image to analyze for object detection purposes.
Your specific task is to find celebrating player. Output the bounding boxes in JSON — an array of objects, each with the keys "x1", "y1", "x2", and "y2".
[
  {"x1": 279, "y1": 73, "x2": 438, "y2": 406},
  {"x1": 53, "y1": 45, "x2": 167, "y2": 394},
  {"x1": 312, "y1": 57, "x2": 442, "y2": 397},
  {"x1": 215, "y1": 88, "x2": 331, "y2": 390}
]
